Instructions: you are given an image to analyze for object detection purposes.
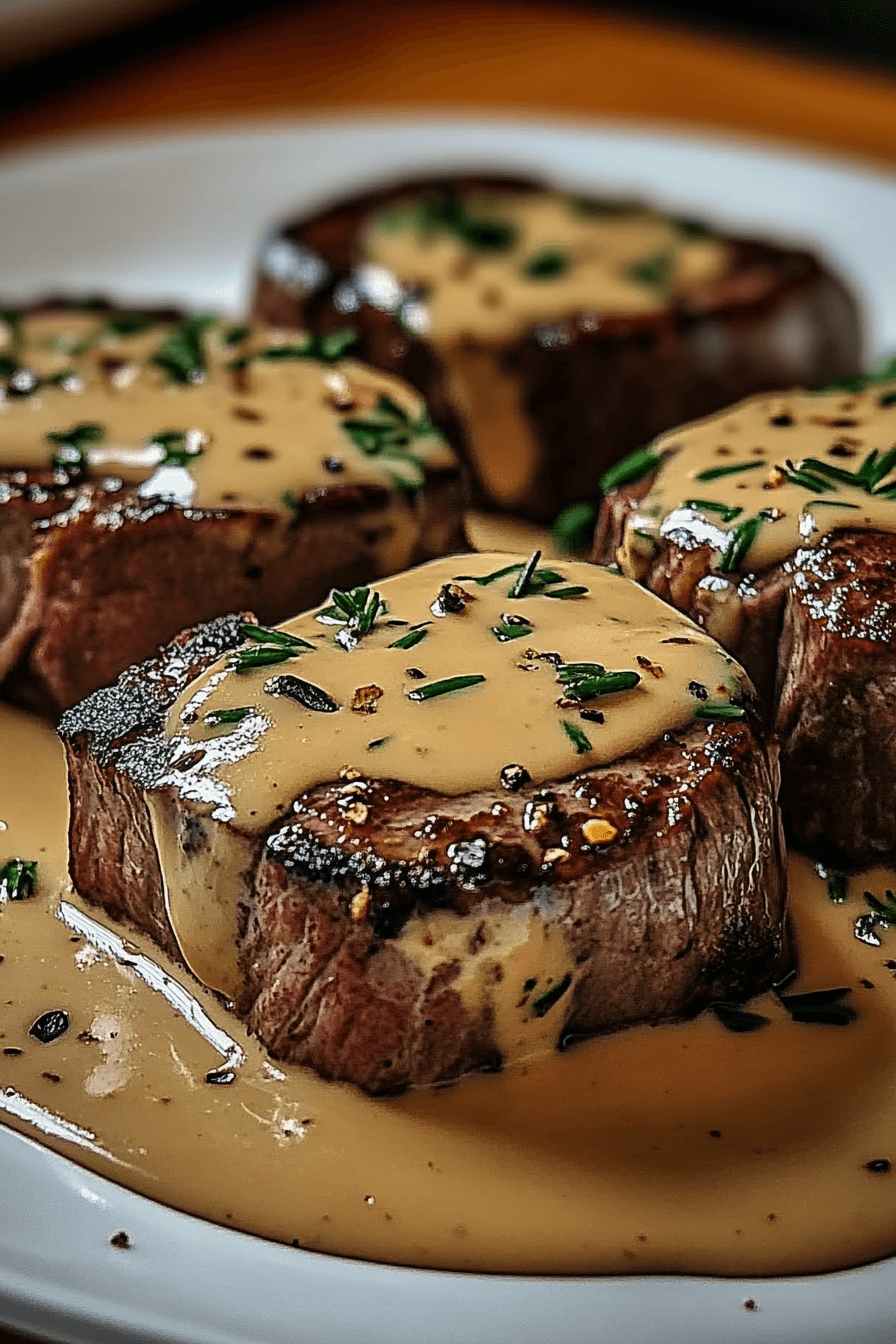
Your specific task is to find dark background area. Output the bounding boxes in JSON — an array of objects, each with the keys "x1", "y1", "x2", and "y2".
[{"x1": 3, "y1": 0, "x2": 896, "y2": 123}]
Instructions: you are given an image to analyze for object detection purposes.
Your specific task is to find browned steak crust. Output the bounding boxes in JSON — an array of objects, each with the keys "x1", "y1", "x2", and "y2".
[
  {"x1": 60, "y1": 615, "x2": 787, "y2": 1093},
  {"x1": 596, "y1": 477, "x2": 896, "y2": 866},
  {"x1": 251, "y1": 175, "x2": 861, "y2": 522},
  {"x1": 0, "y1": 466, "x2": 465, "y2": 718}
]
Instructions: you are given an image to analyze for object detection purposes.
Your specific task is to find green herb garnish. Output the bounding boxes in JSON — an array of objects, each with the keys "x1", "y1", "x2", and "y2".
[
  {"x1": 827, "y1": 873, "x2": 849, "y2": 904},
  {"x1": 541, "y1": 585, "x2": 590, "y2": 600},
  {"x1": 239, "y1": 621, "x2": 314, "y2": 651},
  {"x1": 627, "y1": 250, "x2": 673, "y2": 290},
  {"x1": 102, "y1": 312, "x2": 157, "y2": 340},
  {"x1": 508, "y1": 551, "x2": 541, "y2": 600},
  {"x1": 204, "y1": 706, "x2": 253, "y2": 727},
  {"x1": 151, "y1": 315, "x2": 217, "y2": 385},
  {"x1": 694, "y1": 460, "x2": 765, "y2": 483},
  {"x1": 561, "y1": 719, "x2": 593, "y2": 754},
  {"x1": 717, "y1": 515, "x2": 762, "y2": 573},
  {"x1": 230, "y1": 645, "x2": 299, "y2": 674},
  {"x1": 599, "y1": 445, "x2": 663, "y2": 494},
  {"x1": 389, "y1": 626, "x2": 429, "y2": 651},
  {"x1": 407, "y1": 674, "x2": 486, "y2": 701},
  {"x1": 46, "y1": 421, "x2": 104, "y2": 469},
  {"x1": 522, "y1": 248, "x2": 571, "y2": 280},
  {"x1": 338, "y1": 393, "x2": 437, "y2": 495},
  {"x1": 683, "y1": 499, "x2": 744, "y2": 523},
  {"x1": 224, "y1": 324, "x2": 252, "y2": 346},
  {"x1": 146, "y1": 429, "x2": 204, "y2": 467},
  {"x1": 551, "y1": 501, "x2": 597, "y2": 554},
  {"x1": 530, "y1": 974, "x2": 572, "y2": 1018},
  {"x1": 492, "y1": 621, "x2": 533, "y2": 642},
  {"x1": 694, "y1": 702, "x2": 746, "y2": 721},
  {"x1": 0, "y1": 858, "x2": 38, "y2": 901},
  {"x1": 864, "y1": 889, "x2": 896, "y2": 923},
  {"x1": 318, "y1": 586, "x2": 386, "y2": 640},
  {"x1": 557, "y1": 663, "x2": 641, "y2": 700},
  {"x1": 257, "y1": 330, "x2": 357, "y2": 364}
]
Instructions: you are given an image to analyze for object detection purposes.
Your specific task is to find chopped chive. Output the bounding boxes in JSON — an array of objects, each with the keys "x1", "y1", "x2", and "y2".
[
  {"x1": 627, "y1": 250, "x2": 673, "y2": 290},
  {"x1": 204, "y1": 706, "x2": 253, "y2": 727},
  {"x1": 151, "y1": 315, "x2": 217, "y2": 385},
  {"x1": 600, "y1": 445, "x2": 663, "y2": 494},
  {"x1": 45, "y1": 421, "x2": 104, "y2": 469},
  {"x1": 407, "y1": 674, "x2": 486, "y2": 701},
  {"x1": 541, "y1": 585, "x2": 589, "y2": 600},
  {"x1": 508, "y1": 550, "x2": 541, "y2": 600},
  {"x1": 492, "y1": 623, "x2": 533, "y2": 641},
  {"x1": 239, "y1": 622, "x2": 314, "y2": 650},
  {"x1": 552, "y1": 501, "x2": 597, "y2": 554},
  {"x1": 717, "y1": 515, "x2": 762, "y2": 573},
  {"x1": 522, "y1": 248, "x2": 571, "y2": 280},
  {"x1": 557, "y1": 664, "x2": 640, "y2": 700},
  {"x1": 0, "y1": 859, "x2": 38, "y2": 901},
  {"x1": 258, "y1": 330, "x2": 357, "y2": 364},
  {"x1": 562, "y1": 719, "x2": 592, "y2": 753},
  {"x1": 804, "y1": 499, "x2": 860, "y2": 510},
  {"x1": 229, "y1": 645, "x2": 297, "y2": 673},
  {"x1": 683, "y1": 499, "x2": 743, "y2": 523},
  {"x1": 694, "y1": 702, "x2": 746, "y2": 721},
  {"x1": 694, "y1": 460, "x2": 764, "y2": 483},
  {"x1": 530, "y1": 974, "x2": 572, "y2": 1018},
  {"x1": 863, "y1": 889, "x2": 896, "y2": 923},
  {"x1": 224, "y1": 324, "x2": 252, "y2": 346},
  {"x1": 389, "y1": 626, "x2": 429, "y2": 650},
  {"x1": 827, "y1": 873, "x2": 849, "y2": 903},
  {"x1": 465, "y1": 562, "x2": 525, "y2": 586}
]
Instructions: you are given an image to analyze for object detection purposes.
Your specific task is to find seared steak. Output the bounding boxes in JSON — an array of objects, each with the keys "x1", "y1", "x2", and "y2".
[
  {"x1": 251, "y1": 175, "x2": 860, "y2": 522},
  {"x1": 60, "y1": 554, "x2": 787, "y2": 1093},
  {"x1": 595, "y1": 379, "x2": 896, "y2": 866},
  {"x1": 0, "y1": 305, "x2": 466, "y2": 716}
]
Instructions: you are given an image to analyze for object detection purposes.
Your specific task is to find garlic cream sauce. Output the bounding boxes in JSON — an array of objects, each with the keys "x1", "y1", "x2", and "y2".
[
  {"x1": 362, "y1": 190, "x2": 730, "y2": 511},
  {"x1": 0, "y1": 310, "x2": 454, "y2": 515},
  {"x1": 3, "y1": 702, "x2": 896, "y2": 1277},
  {"x1": 617, "y1": 381, "x2": 896, "y2": 580}
]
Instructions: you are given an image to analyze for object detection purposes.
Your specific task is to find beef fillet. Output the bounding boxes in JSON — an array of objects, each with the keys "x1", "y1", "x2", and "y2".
[{"x1": 251, "y1": 175, "x2": 860, "y2": 522}]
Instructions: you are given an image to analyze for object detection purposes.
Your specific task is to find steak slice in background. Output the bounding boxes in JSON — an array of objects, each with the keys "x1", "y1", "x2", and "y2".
[{"x1": 251, "y1": 175, "x2": 861, "y2": 522}]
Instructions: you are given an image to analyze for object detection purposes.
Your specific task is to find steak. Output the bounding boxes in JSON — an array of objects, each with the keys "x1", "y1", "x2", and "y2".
[
  {"x1": 251, "y1": 175, "x2": 861, "y2": 522},
  {"x1": 594, "y1": 379, "x2": 896, "y2": 866},
  {"x1": 60, "y1": 554, "x2": 787, "y2": 1093},
  {"x1": 0, "y1": 305, "x2": 466, "y2": 716}
]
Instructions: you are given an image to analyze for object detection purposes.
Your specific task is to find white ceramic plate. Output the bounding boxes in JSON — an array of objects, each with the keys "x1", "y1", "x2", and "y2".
[{"x1": 3, "y1": 116, "x2": 896, "y2": 1344}]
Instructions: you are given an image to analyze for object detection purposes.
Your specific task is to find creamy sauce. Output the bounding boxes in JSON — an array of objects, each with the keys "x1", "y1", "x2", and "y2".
[
  {"x1": 150, "y1": 553, "x2": 745, "y2": 995},
  {"x1": 0, "y1": 310, "x2": 455, "y2": 515},
  {"x1": 363, "y1": 190, "x2": 730, "y2": 510},
  {"x1": 365, "y1": 191, "x2": 731, "y2": 344},
  {"x1": 618, "y1": 382, "x2": 896, "y2": 581},
  {"x1": 3, "y1": 702, "x2": 896, "y2": 1275}
]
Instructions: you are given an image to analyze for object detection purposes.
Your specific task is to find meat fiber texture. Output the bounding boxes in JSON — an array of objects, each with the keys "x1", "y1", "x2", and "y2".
[
  {"x1": 251, "y1": 175, "x2": 861, "y2": 523},
  {"x1": 60, "y1": 614, "x2": 787, "y2": 1094},
  {"x1": 597, "y1": 478, "x2": 896, "y2": 867}
]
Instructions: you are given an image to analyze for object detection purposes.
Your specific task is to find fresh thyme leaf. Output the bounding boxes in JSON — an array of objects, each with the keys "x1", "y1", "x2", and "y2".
[
  {"x1": 407, "y1": 674, "x2": 486, "y2": 701},
  {"x1": 717, "y1": 515, "x2": 762, "y2": 573},
  {"x1": 508, "y1": 550, "x2": 541, "y2": 600},
  {"x1": 151, "y1": 315, "x2": 216, "y2": 385},
  {"x1": 627, "y1": 250, "x2": 673, "y2": 290},
  {"x1": 710, "y1": 1002, "x2": 770, "y2": 1033},
  {"x1": 694, "y1": 702, "x2": 745, "y2": 721},
  {"x1": 552, "y1": 501, "x2": 597, "y2": 554},
  {"x1": 204, "y1": 707, "x2": 253, "y2": 727},
  {"x1": 530, "y1": 974, "x2": 572, "y2": 1019},
  {"x1": 599, "y1": 445, "x2": 663, "y2": 493},
  {"x1": 239, "y1": 622, "x2": 314, "y2": 651},
  {"x1": 389, "y1": 626, "x2": 429, "y2": 651},
  {"x1": 695, "y1": 460, "x2": 764, "y2": 483},
  {"x1": 522, "y1": 248, "x2": 571, "y2": 279},
  {"x1": 683, "y1": 499, "x2": 744, "y2": 523},
  {"x1": 562, "y1": 719, "x2": 593, "y2": 753},
  {"x1": 0, "y1": 859, "x2": 38, "y2": 901}
]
